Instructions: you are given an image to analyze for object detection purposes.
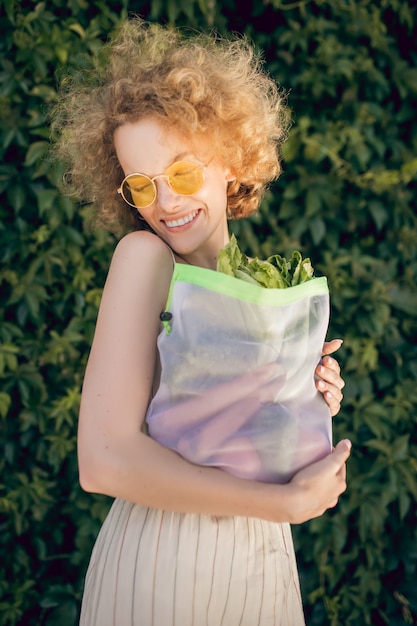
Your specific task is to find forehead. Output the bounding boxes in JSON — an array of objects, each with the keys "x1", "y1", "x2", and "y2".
[{"x1": 114, "y1": 117, "x2": 212, "y2": 175}]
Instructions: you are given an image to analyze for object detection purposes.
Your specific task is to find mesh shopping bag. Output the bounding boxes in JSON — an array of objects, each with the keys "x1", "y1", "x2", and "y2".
[{"x1": 146, "y1": 263, "x2": 332, "y2": 484}]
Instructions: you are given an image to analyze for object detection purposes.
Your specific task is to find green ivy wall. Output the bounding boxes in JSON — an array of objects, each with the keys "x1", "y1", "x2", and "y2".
[{"x1": 0, "y1": 1, "x2": 416, "y2": 624}]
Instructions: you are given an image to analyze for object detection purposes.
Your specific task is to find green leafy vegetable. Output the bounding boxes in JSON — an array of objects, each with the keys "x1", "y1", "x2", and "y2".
[{"x1": 217, "y1": 235, "x2": 314, "y2": 288}]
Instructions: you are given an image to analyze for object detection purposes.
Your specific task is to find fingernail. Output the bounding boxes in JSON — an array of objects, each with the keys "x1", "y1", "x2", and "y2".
[
  {"x1": 318, "y1": 380, "x2": 325, "y2": 389},
  {"x1": 334, "y1": 339, "x2": 344, "y2": 344},
  {"x1": 342, "y1": 439, "x2": 352, "y2": 450}
]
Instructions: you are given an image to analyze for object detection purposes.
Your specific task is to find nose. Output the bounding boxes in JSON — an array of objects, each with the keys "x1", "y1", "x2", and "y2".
[{"x1": 155, "y1": 177, "x2": 181, "y2": 211}]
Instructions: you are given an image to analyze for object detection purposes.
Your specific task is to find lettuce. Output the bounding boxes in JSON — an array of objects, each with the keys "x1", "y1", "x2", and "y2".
[{"x1": 217, "y1": 234, "x2": 314, "y2": 288}]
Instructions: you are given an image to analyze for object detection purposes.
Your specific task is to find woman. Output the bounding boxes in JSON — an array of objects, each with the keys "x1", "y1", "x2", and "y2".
[{"x1": 52, "y1": 19, "x2": 349, "y2": 625}]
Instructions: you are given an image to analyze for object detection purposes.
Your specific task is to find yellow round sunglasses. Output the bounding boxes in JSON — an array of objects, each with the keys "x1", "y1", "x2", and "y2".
[{"x1": 118, "y1": 160, "x2": 205, "y2": 210}]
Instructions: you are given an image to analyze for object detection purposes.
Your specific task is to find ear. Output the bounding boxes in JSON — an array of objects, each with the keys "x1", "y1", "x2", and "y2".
[{"x1": 225, "y1": 168, "x2": 236, "y2": 182}]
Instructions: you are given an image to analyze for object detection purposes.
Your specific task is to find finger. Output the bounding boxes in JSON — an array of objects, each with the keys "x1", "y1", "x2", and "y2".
[
  {"x1": 321, "y1": 354, "x2": 341, "y2": 374},
  {"x1": 328, "y1": 445, "x2": 349, "y2": 496},
  {"x1": 332, "y1": 439, "x2": 352, "y2": 466},
  {"x1": 322, "y1": 441, "x2": 351, "y2": 475},
  {"x1": 321, "y1": 389, "x2": 341, "y2": 417},
  {"x1": 317, "y1": 381, "x2": 343, "y2": 404},
  {"x1": 327, "y1": 384, "x2": 343, "y2": 403},
  {"x1": 316, "y1": 360, "x2": 344, "y2": 388},
  {"x1": 322, "y1": 339, "x2": 343, "y2": 356},
  {"x1": 315, "y1": 379, "x2": 342, "y2": 417},
  {"x1": 337, "y1": 459, "x2": 347, "y2": 482},
  {"x1": 316, "y1": 376, "x2": 344, "y2": 404},
  {"x1": 327, "y1": 498, "x2": 340, "y2": 509}
]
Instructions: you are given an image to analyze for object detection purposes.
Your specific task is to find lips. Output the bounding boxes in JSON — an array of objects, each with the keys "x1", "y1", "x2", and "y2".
[{"x1": 164, "y1": 209, "x2": 199, "y2": 228}]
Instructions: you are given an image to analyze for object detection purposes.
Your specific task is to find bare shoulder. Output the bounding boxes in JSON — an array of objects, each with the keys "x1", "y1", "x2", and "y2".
[
  {"x1": 112, "y1": 231, "x2": 174, "y2": 287},
  {"x1": 107, "y1": 231, "x2": 174, "y2": 309},
  {"x1": 113, "y1": 230, "x2": 173, "y2": 268}
]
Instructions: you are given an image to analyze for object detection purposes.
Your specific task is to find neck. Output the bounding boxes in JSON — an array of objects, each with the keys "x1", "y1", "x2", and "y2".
[{"x1": 174, "y1": 252, "x2": 192, "y2": 265}]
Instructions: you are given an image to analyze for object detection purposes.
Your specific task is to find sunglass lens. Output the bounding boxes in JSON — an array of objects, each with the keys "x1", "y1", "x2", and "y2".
[
  {"x1": 123, "y1": 175, "x2": 155, "y2": 208},
  {"x1": 168, "y1": 162, "x2": 204, "y2": 195}
]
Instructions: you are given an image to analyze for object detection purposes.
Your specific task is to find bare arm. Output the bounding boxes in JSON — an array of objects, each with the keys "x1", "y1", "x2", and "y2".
[{"x1": 78, "y1": 231, "x2": 350, "y2": 524}]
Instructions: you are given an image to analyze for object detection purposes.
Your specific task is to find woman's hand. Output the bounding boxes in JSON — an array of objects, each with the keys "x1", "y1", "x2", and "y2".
[
  {"x1": 287, "y1": 439, "x2": 351, "y2": 524},
  {"x1": 316, "y1": 339, "x2": 345, "y2": 417}
]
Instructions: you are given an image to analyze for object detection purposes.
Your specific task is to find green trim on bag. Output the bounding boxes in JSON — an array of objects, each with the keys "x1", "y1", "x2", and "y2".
[{"x1": 164, "y1": 263, "x2": 328, "y2": 312}]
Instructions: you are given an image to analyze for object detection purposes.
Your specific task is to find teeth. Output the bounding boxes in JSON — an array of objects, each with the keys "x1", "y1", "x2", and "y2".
[{"x1": 165, "y1": 210, "x2": 198, "y2": 228}]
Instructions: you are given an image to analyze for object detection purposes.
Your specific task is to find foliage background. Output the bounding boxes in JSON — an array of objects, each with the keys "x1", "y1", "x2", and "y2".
[{"x1": 0, "y1": 0, "x2": 416, "y2": 624}]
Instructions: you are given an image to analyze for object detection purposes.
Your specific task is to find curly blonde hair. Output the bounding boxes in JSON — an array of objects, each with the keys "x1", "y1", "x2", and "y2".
[{"x1": 51, "y1": 18, "x2": 289, "y2": 232}]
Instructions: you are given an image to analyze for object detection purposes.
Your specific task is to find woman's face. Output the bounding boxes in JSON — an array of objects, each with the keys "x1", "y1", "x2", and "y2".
[{"x1": 114, "y1": 117, "x2": 234, "y2": 269}]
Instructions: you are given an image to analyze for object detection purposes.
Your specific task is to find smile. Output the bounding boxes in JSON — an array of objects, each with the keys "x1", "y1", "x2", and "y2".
[{"x1": 165, "y1": 210, "x2": 199, "y2": 228}]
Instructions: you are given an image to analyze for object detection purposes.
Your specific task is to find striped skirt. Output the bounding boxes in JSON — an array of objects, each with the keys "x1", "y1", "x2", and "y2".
[{"x1": 79, "y1": 498, "x2": 305, "y2": 626}]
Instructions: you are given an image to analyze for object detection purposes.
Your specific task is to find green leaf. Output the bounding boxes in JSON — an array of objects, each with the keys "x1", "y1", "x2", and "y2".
[
  {"x1": 0, "y1": 392, "x2": 12, "y2": 418},
  {"x1": 7, "y1": 185, "x2": 26, "y2": 213},
  {"x1": 2, "y1": 0, "x2": 16, "y2": 24},
  {"x1": 24, "y1": 141, "x2": 49, "y2": 167},
  {"x1": 368, "y1": 200, "x2": 388, "y2": 231},
  {"x1": 309, "y1": 216, "x2": 326, "y2": 245},
  {"x1": 388, "y1": 286, "x2": 417, "y2": 316},
  {"x1": 0, "y1": 343, "x2": 19, "y2": 374},
  {"x1": 37, "y1": 189, "x2": 58, "y2": 214},
  {"x1": 217, "y1": 235, "x2": 314, "y2": 288}
]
